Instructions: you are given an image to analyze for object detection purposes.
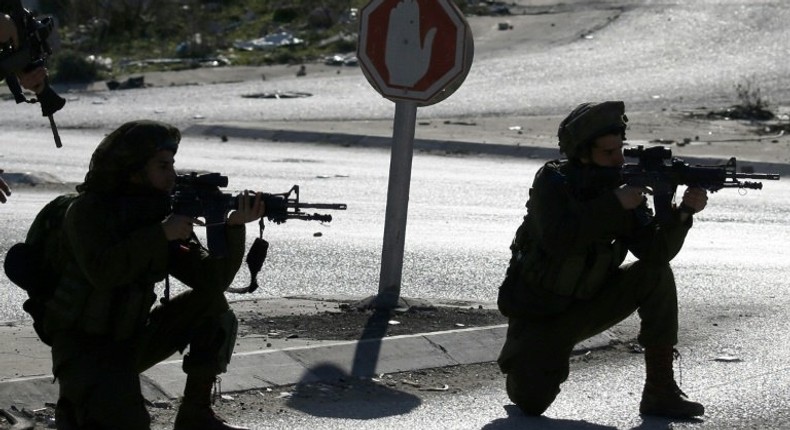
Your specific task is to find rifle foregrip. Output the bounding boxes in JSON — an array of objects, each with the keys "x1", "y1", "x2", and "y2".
[{"x1": 37, "y1": 82, "x2": 65, "y2": 116}]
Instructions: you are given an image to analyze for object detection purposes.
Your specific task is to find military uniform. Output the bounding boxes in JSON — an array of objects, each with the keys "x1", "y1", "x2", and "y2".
[
  {"x1": 497, "y1": 101, "x2": 704, "y2": 417},
  {"x1": 497, "y1": 158, "x2": 690, "y2": 414},
  {"x1": 44, "y1": 120, "x2": 248, "y2": 430}
]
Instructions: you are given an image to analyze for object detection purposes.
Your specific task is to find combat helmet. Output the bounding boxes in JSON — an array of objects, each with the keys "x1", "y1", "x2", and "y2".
[
  {"x1": 77, "y1": 120, "x2": 180, "y2": 194},
  {"x1": 557, "y1": 101, "x2": 628, "y2": 159}
]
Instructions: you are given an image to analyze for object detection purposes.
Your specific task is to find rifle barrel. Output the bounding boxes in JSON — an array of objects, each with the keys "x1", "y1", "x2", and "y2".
[
  {"x1": 290, "y1": 202, "x2": 348, "y2": 210},
  {"x1": 733, "y1": 172, "x2": 780, "y2": 180}
]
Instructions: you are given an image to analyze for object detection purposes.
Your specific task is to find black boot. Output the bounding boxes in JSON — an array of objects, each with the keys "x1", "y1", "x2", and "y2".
[
  {"x1": 640, "y1": 346, "x2": 705, "y2": 418},
  {"x1": 174, "y1": 375, "x2": 249, "y2": 430}
]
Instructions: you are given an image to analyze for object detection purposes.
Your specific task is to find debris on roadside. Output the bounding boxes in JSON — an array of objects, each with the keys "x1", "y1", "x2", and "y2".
[
  {"x1": 323, "y1": 53, "x2": 358, "y2": 67},
  {"x1": 628, "y1": 342, "x2": 645, "y2": 354},
  {"x1": 241, "y1": 91, "x2": 312, "y2": 99},
  {"x1": 149, "y1": 399, "x2": 172, "y2": 409},
  {"x1": 233, "y1": 31, "x2": 304, "y2": 51},
  {"x1": 420, "y1": 384, "x2": 450, "y2": 392},
  {"x1": 106, "y1": 76, "x2": 145, "y2": 90},
  {"x1": 401, "y1": 379, "x2": 421, "y2": 388},
  {"x1": 714, "y1": 354, "x2": 742, "y2": 363},
  {"x1": 1, "y1": 404, "x2": 51, "y2": 429}
]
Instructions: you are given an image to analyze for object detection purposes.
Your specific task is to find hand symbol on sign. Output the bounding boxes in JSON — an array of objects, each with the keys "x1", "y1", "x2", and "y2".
[{"x1": 385, "y1": 0, "x2": 437, "y2": 88}]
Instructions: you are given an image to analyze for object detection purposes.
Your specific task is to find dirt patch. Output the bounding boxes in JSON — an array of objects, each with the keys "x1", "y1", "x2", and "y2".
[
  {"x1": 238, "y1": 305, "x2": 507, "y2": 342},
  {"x1": 145, "y1": 362, "x2": 509, "y2": 429}
]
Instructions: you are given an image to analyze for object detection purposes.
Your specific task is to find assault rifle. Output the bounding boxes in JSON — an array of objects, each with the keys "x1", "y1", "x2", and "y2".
[
  {"x1": 1, "y1": 0, "x2": 65, "y2": 147},
  {"x1": 171, "y1": 172, "x2": 347, "y2": 258},
  {"x1": 621, "y1": 145, "x2": 780, "y2": 224}
]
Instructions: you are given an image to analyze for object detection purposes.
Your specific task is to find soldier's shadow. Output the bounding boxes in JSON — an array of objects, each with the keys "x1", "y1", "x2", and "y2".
[
  {"x1": 285, "y1": 308, "x2": 422, "y2": 419},
  {"x1": 630, "y1": 415, "x2": 704, "y2": 429},
  {"x1": 483, "y1": 405, "x2": 705, "y2": 429},
  {"x1": 482, "y1": 405, "x2": 618, "y2": 430}
]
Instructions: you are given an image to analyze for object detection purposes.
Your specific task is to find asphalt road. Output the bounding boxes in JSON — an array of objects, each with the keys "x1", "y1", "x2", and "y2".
[
  {"x1": 1, "y1": 1, "x2": 789, "y2": 428},
  {"x1": 3, "y1": 129, "x2": 788, "y2": 430}
]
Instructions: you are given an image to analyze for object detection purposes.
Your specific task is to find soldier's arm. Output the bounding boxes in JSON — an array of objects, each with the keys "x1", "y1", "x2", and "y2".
[
  {"x1": 625, "y1": 206, "x2": 691, "y2": 263},
  {"x1": 167, "y1": 224, "x2": 246, "y2": 291}
]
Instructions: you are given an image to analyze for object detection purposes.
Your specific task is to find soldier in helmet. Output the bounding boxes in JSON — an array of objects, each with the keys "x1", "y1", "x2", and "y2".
[
  {"x1": 46, "y1": 120, "x2": 260, "y2": 430},
  {"x1": 497, "y1": 101, "x2": 708, "y2": 418}
]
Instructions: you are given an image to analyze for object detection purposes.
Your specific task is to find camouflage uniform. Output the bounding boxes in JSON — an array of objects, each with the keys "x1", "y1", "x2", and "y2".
[
  {"x1": 497, "y1": 102, "x2": 701, "y2": 417},
  {"x1": 45, "y1": 121, "x2": 245, "y2": 429}
]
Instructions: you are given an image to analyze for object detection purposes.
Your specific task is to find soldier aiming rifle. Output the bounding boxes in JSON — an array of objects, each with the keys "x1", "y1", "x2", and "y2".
[
  {"x1": 497, "y1": 101, "x2": 779, "y2": 420},
  {"x1": 2, "y1": 120, "x2": 347, "y2": 430}
]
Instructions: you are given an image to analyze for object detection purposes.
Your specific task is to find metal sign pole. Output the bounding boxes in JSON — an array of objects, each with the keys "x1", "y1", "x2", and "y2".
[{"x1": 376, "y1": 100, "x2": 418, "y2": 309}]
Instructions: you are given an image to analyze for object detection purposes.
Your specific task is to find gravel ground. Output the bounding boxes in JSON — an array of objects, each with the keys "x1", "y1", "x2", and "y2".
[{"x1": 238, "y1": 303, "x2": 506, "y2": 342}]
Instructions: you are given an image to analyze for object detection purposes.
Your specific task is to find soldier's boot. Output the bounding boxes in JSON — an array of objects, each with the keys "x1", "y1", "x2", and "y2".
[
  {"x1": 639, "y1": 345, "x2": 705, "y2": 418},
  {"x1": 174, "y1": 374, "x2": 249, "y2": 430}
]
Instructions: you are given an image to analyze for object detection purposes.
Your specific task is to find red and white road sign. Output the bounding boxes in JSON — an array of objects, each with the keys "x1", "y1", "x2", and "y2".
[{"x1": 358, "y1": 0, "x2": 473, "y2": 105}]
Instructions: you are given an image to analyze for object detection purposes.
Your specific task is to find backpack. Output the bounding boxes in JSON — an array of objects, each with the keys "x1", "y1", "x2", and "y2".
[{"x1": 4, "y1": 193, "x2": 78, "y2": 346}]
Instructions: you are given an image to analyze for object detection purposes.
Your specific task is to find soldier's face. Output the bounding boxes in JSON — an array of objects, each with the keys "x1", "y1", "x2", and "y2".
[
  {"x1": 131, "y1": 149, "x2": 176, "y2": 193},
  {"x1": 585, "y1": 135, "x2": 625, "y2": 167}
]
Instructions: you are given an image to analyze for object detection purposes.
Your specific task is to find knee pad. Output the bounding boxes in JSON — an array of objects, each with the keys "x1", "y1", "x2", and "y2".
[
  {"x1": 216, "y1": 310, "x2": 238, "y2": 373},
  {"x1": 183, "y1": 310, "x2": 238, "y2": 376}
]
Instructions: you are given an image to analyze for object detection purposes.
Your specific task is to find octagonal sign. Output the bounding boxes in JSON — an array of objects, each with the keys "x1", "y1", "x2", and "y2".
[{"x1": 358, "y1": 0, "x2": 473, "y2": 105}]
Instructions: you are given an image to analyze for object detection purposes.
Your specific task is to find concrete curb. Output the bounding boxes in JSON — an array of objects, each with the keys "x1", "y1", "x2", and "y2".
[
  {"x1": 183, "y1": 123, "x2": 790, "y2": 175},
  {"x1": 183, "y1": 124, "x2": 561, "y2": 160},
  {"x1": 0, "y1": 323, "x2": 614, "y2": 409}
]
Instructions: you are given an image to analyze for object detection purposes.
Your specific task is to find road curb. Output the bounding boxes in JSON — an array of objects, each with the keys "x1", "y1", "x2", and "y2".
[
  {"x1": 183, "y1": 123, "x2": 790, "y2": 175},
  {"x1": 183, "y1": 123, "x2": 565, "y2": 160},
  {"x1": 0, "y1": 324, "x2": 615, "y2": 409}
]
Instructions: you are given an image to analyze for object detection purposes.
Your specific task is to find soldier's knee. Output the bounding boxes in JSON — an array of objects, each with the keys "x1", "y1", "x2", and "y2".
[
  {"x1": 216, "y1": 310, "x2": 238, "y2": 372},
  {"x1": 55, "y1": 398, "x2": 79, "y2": 430},
  {"x1": 184, "y1": 309, "x2": 238, "y2": 375},
  {"x1": 505, "y1": 370, "x2": 562, "y2": 416},
  {"x1": 631, "y1": 260, "x2": 676, "y2": 291},
  {"x1": 632, "y1": 259, "x2": 673, "y2": 276}
]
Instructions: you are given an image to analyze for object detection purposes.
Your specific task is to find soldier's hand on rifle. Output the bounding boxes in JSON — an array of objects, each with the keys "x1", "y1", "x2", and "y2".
[
  {"x1": 227, "y1": 191, "x2": 265, "y2": 226},
  {"x1": 1, "y1": 14, "x2": 47, "y2": 94},
  {"x1": 162, "y1": 214, "x2": 202, "y2": 241},
  {"x1": 615, "y1": 185, "x2": 651, "y2": 210},
  {"x1": 678, "y1": 186, "x2": 708, "y2": 222},
  {"x1": 18, "y1": 67, "x2": 47, "y2": 94},
  {"x1": 0, "y1": 170, "x2": 10, "y2": 204}
]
